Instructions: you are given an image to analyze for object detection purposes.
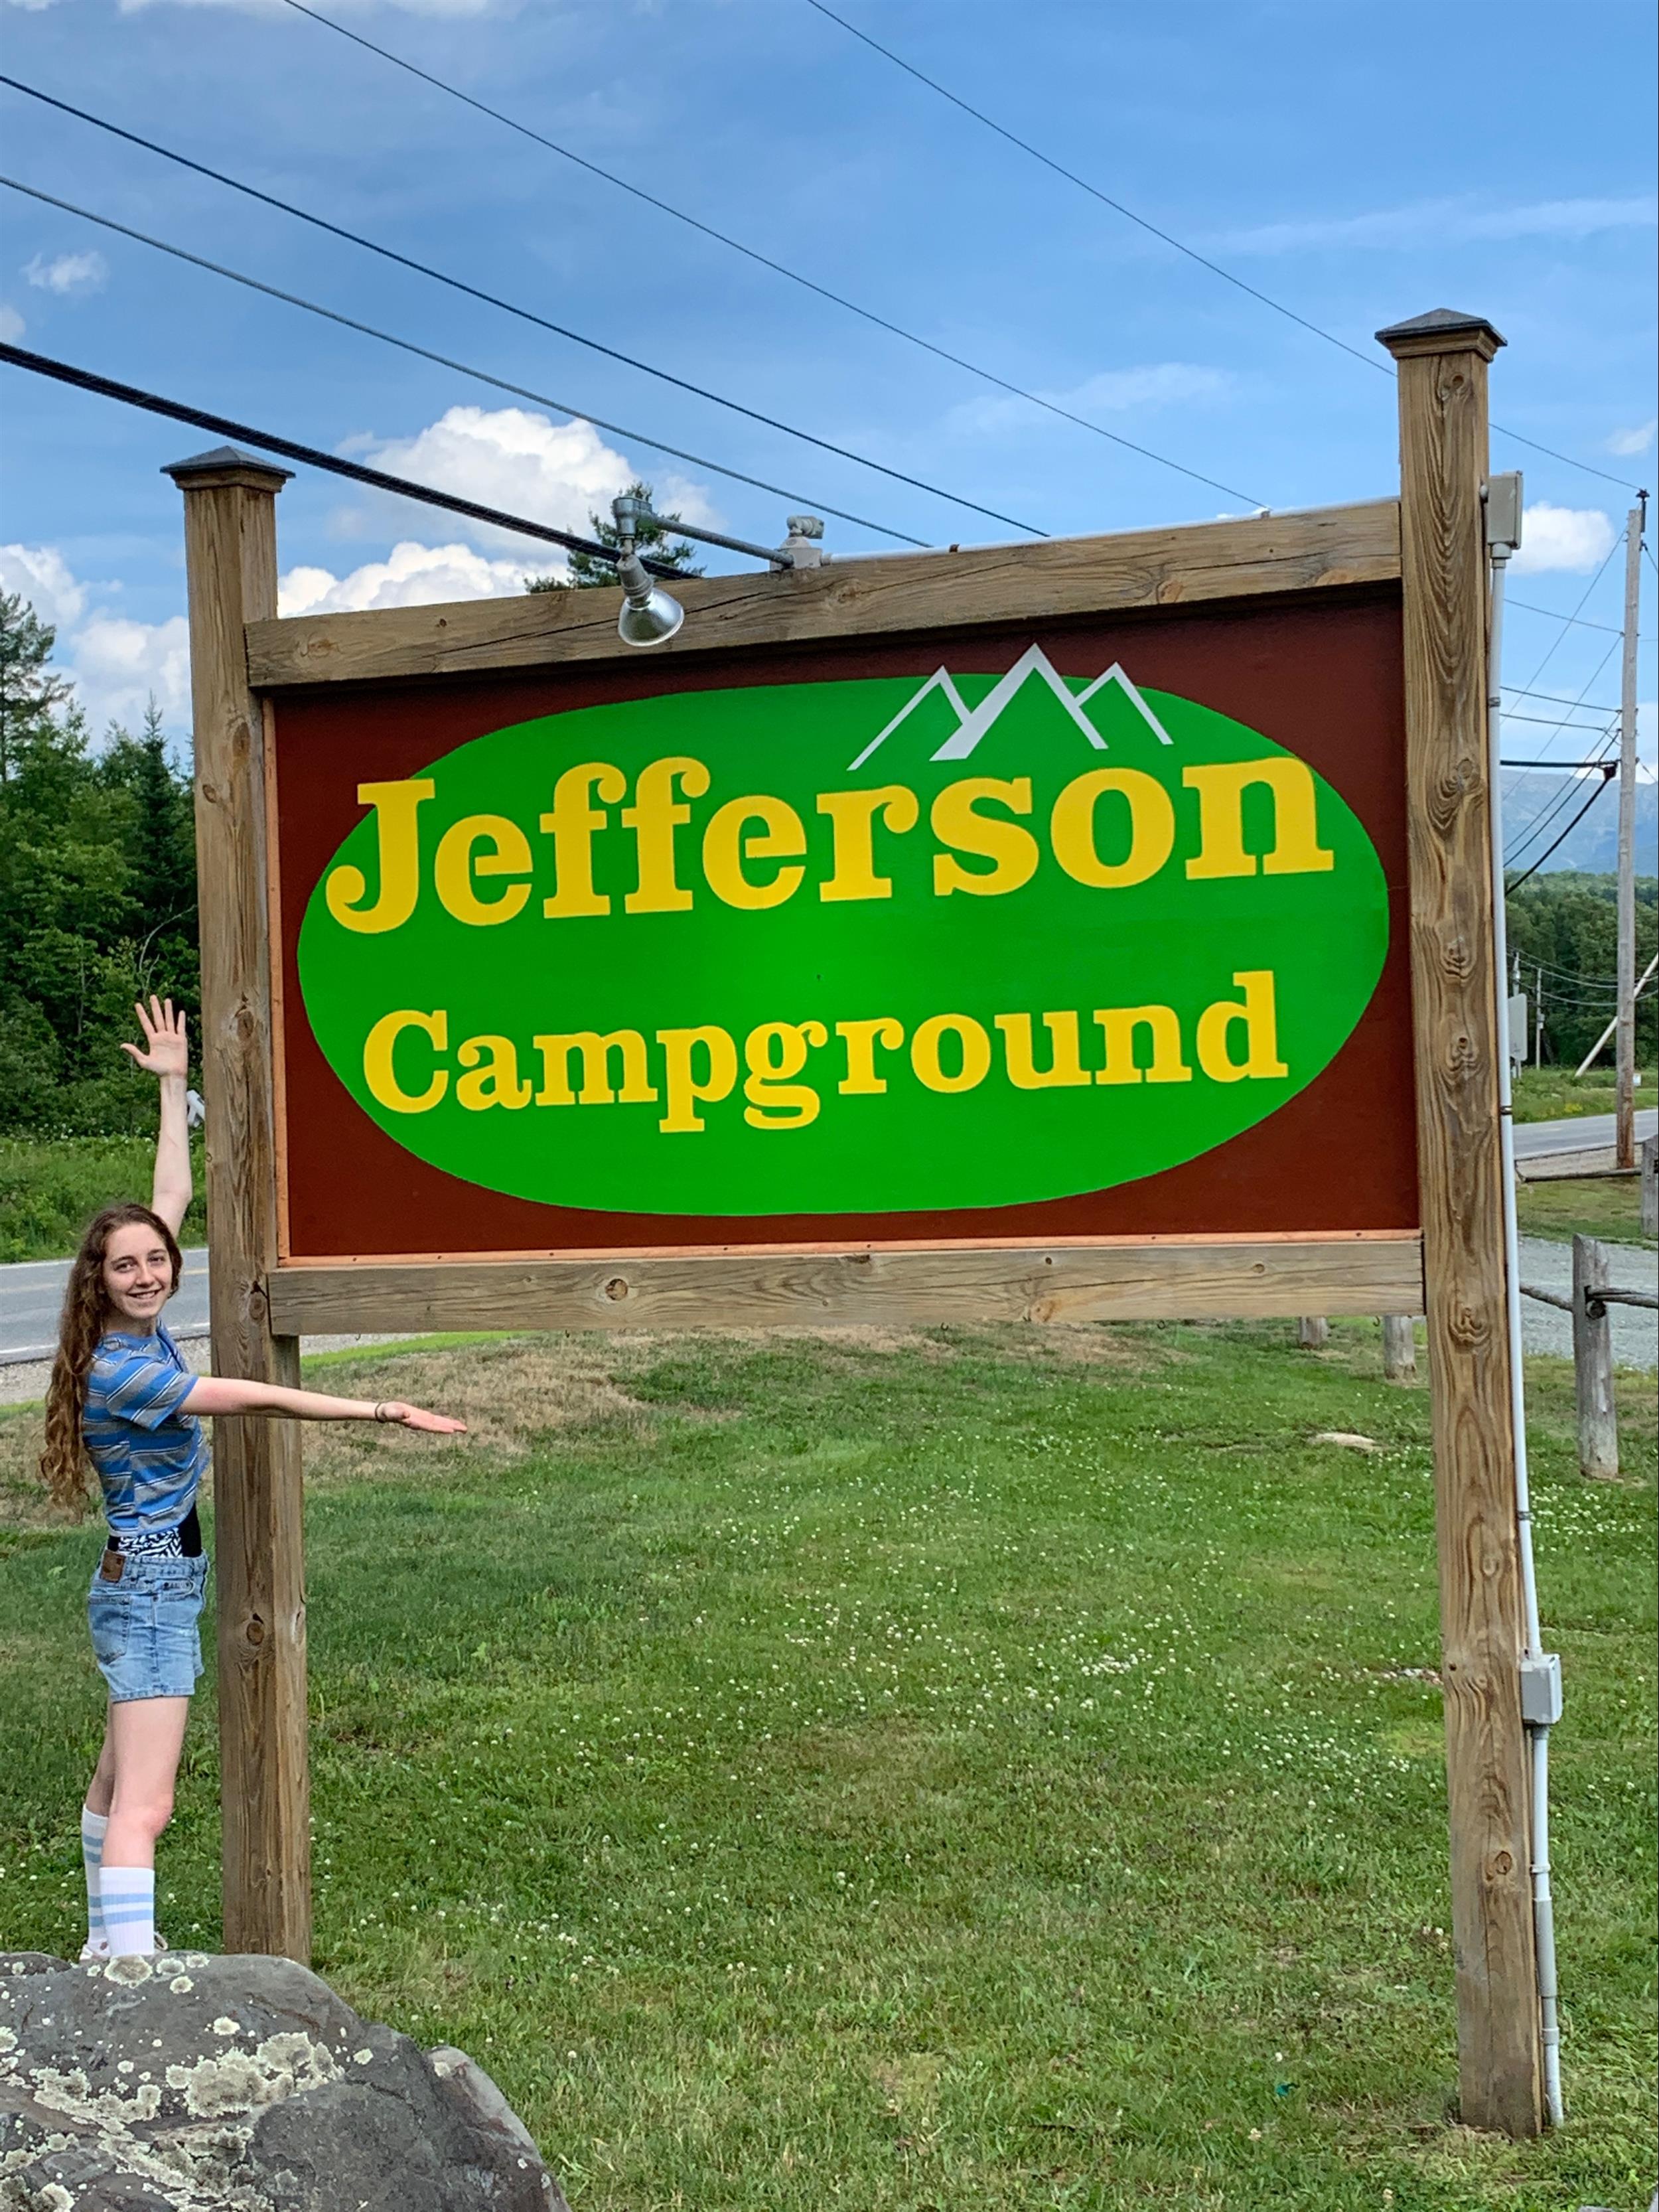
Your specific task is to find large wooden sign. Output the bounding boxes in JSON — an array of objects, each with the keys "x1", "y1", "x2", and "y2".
[
  {"x1": 170, "y1": 309, "x2": 1545, "y2": 2137},
  {"x1": 250, "y1": 507, "x2": 1423, "y2": 1335},
  {"x1": 271, "y1": 585, "x2": 1414, "y2": 1258}
]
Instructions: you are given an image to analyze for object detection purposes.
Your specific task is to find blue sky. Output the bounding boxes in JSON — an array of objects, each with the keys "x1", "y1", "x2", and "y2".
[{"x1": 1, "y1": 0, "x2": 1654, "y2": 812}]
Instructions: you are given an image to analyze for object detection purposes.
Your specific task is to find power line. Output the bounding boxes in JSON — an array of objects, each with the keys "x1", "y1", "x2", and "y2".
[
  {"x1": 1500, "y1": 709, "x2": 1619, "y2": 731},
  {"x1": 802, "y1": 0, "x2": 1644, "y2": 496},
  {"x1": 1534, "y1": 977, "x2": 1652, "y2": 1010},
  {"x1": 1502, "y1": 630, "x2": 1622, "y2": 860},
  {"x1": 0, "y1": 174, "x2": 927, "y2": 548},
  {"x1": 0, "y1": 338, "x2": 704, "y2": 574},
  {"x1": 1526, "y1": 959, "x2": 1623, "y2": 986},
  {"x1": 1504, "y1": 683, "x2": 1624, "y2": 709},
  {"x1": 273, "y1": 0, "x2": 1265, "y2": 512},
  {"x1": 802, "y1": 0, "x2": 1386, "y2": 378},
  {"x1": 0, "y1": 72, "x2": 1045, "y2": 540},
  {"x1": 1520, "y1": 542, "x2": 1622, "y2": 692},
  {"x1": 1505, "y1": 771, "x2": 1619, "y2": 890},
  {"x1": 1505, "y1": 735, "x2": 1618, "y2": 867},
  {"x1": 1507, "y1": 596, "x2": 1651, "y2": 640},
  {"x1": 1504, "y1": 719, "x2": 1617, "y2": 861}
]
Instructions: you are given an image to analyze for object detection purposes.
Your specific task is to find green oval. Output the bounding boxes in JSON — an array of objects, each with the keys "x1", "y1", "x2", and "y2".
[{"x1": 297, "y1": 662, "x2": 1388, "y2": 1215}]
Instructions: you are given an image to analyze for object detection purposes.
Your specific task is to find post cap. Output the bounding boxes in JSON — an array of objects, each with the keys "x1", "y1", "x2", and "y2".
[
  {"x1": 163, "y1": 444, "x2": 293, "y2": 492},
  {"x1": 1376, "y1": 309, "x2": 1505, "y2": 362}
]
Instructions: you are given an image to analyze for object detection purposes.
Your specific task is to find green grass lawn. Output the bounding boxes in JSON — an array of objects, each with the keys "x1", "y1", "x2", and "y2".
[
  {"x1": 0, "y1": 1132, "x2": 208, "y2": 1262},
  {"x1": 1, "y1": 1321, "x2": 1653, "y2": 2211},
  {"x1": 1516, "y1": 1173, "x2": 1656, "y2": 1248},
  {"x1": 1511, "y1": 1065, "x2": 1656, "y2": 1126}
]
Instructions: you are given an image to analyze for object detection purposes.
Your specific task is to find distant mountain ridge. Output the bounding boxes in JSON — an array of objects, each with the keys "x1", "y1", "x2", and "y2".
[{"x1": 1502, "y1": 769, "x2": 1658, "y2": 875}]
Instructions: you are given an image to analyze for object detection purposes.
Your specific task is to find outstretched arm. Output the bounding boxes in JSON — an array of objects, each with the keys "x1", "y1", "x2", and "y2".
[
  {"x1": 121, "y1": 997, "x2": 192, "y2": 1236},
  {"x1": 182, "y1": 1375, "x2": 466, "y2": 1432}
]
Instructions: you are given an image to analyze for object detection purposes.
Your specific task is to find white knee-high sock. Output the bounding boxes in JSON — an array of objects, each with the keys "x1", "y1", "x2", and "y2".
[
  {"x1": 80, "y1": 1808, "x2": 108, "y2": 1953},
  {"x1": 100, "y1": 1867, "x2": 156, "y2": 1956}
]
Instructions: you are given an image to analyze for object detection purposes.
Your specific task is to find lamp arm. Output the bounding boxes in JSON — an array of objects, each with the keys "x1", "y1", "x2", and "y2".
[{"x1": 626, "y1": 504, "x2": 798, "y2": 569}]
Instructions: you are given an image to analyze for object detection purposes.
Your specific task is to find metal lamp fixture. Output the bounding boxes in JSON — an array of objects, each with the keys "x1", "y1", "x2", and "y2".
[
  {"x1": 610, "y1": 493, "x2": 824, "y2": 648},
  {"x1": 614, "y1": 549, "x2": 686, "y2": 647}
]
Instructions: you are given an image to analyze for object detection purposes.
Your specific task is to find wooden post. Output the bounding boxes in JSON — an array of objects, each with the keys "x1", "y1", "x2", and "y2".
[
  {"x1": 1378, "y1": 309, "x2": 1543, "y2": 2136},
  {"x1": 165, "y1": 445, "x2": 311, "y2": 1964},
  {"x1": 1382, "y1": 1313, "x2": 1418, "y2": 1380},
  {"x1": 1296, "y1": 1315, "x2": 1330, "y2": 1348},
  {"x1": 1571, "y1": 1234, "x2": 1618, "y2": 1481},
  {"x1": 1642, "y1": 1136, "x2": 1658, "y2": 1240}
]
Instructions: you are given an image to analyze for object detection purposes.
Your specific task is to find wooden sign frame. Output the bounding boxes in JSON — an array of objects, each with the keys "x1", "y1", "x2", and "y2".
[{"x1": 168, "y1": 308, "x2": 1544, "y2": 2135}]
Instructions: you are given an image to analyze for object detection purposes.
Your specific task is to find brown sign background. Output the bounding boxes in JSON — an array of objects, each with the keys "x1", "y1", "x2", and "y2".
[{"x1": 270, "y1": 584, "x2": 1414, "y2": 1261}]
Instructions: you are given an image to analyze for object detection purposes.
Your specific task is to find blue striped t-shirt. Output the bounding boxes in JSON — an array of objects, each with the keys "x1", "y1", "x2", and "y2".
[{"x1": 84, "y1": 1325, "x2": 208, "y2": 1545}]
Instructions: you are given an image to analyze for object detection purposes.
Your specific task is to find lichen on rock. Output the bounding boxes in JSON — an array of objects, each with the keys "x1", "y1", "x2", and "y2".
[{"x1": 1, "y1": 1949, "x2": 567, "y2": 2211}]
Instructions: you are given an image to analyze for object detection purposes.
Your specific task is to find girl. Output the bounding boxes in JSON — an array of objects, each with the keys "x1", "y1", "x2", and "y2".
[{"x1": 40, "y1": 997, "x2": 466, "y2": 1959}]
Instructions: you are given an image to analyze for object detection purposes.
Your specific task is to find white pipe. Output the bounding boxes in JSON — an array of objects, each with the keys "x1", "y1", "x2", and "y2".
[{"x1": 1487, "y1": 528, "x2": 1564, "y2": 2126}]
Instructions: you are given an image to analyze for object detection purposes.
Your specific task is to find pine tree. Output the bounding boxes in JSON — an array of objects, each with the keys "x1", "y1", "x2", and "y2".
[
  {"x1": 100, "y1": 699, "x2": 197, "y2": 942},
  {"x1": 524, "y1": 480, "x2": 704, "y2": 593},
  {"x1": 0, "y1": 589, "x2": 76, "y2": 782},
  {"x1": 0, "y1": 597, "x2": 204, "y2": 1131}
]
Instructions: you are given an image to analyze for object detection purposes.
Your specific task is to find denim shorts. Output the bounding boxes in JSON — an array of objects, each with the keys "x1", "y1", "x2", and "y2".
[{"x1": 86, "y1": 1552, "x2": 210, "y2": 1703}]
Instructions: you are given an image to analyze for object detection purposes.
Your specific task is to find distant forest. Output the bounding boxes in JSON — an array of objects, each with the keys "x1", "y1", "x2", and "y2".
[{"x1": 0, "y1": 587, "x2": 1652, "y2": 1135}]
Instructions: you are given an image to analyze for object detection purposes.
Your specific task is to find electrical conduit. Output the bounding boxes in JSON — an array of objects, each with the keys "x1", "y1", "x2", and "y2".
[{"x1": 1486, "y1": 484, "x2": 1564, "y2": 2126}]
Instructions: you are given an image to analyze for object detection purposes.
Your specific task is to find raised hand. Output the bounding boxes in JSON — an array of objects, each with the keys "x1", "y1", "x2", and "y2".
[
  {"x1": 121, "y1": 996, "x2": 190, "y2": 1082},
  {"x1": 378, "y1": 1402, "x2": 469, "y2": 1434}
]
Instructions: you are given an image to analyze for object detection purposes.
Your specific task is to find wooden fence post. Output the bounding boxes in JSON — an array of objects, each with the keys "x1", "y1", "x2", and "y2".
[
  {"x1": 1378, "y1": 309, "x2": 1543, "y2": 2136},
  {"x1": 1296, "y1": 1315, "x2": 1330, "y2": 1348},
  {"x1": 1382, "y1": 1313, "x2": 1418, "y2": 1380},
  {"x1": 165, "y1": 445, "x2": 311, "y2": 1964},
  {"x1": 1571, "y1": 1234, "x2": 1618, "y2": 1481}
]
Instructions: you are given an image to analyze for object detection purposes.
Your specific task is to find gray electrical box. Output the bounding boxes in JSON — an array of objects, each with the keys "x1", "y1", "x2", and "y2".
[
  {"x1": 1487, "y1": 471, "x2": 1524, "y2": 555},
  {"x1": 1520, "y1": 1652, "x2": 1563, "y2": 1727}
]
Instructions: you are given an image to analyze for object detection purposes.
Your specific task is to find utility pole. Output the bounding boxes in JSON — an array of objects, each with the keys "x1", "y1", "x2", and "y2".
[{"x1": 1615, "y1": 493, "x2": 1646, "y2": 1169}]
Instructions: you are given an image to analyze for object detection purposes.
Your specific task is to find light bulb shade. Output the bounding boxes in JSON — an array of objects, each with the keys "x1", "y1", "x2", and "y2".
[
  {"x1": 615, "y1": 552, "x2": 685, "y2": 648},
  {"x1": 618, "y1": 589, "x2": 685, "y2": 647}
]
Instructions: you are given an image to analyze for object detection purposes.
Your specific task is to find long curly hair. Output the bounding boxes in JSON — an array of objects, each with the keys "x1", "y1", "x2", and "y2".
[{"x1": 40, "y1": 1203, "x2": 182, "y2": 1515}]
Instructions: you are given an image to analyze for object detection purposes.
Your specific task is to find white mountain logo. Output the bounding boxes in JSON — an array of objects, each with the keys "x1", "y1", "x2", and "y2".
[{"x1": 847, "y1": 644, "x2": 1175, "y2": 773}]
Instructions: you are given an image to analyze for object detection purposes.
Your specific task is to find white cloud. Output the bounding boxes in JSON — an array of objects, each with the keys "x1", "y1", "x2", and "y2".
[
  {"x1": 0, "y1": 388, "x2": 702, "y2": 745},
  {"x1": 946, "y1": 361, "x2": 1228, "y2": 439},
  {"x1": 1607, "y1": 419, "x2": 1656, "y2": 458},
  {"x1": 1215, "y1": 194, "x2": 1656, "y2": 256},
  {"x1": 0, "y1": 302, "x2": 24, "y2": 341},
  {"x1": 1510, "y1": 503, "x2": 1617, "y2": 575},
  {"x1": 279, "y1": 540, "x2": 540, "y2": 617},
  {"x1": 335, "y1": 404, "x2": 713, "y2": 552},
  {"x1": 24, "y1": 250, "x2": 108, "y2": 297},
  {"x1": 0, "y1": 542, "x2": 86, "y2": 630},
  {"x1": 1, "y1": 542, "x2": 187, "y2": 733},
  {"x1": 70, "y1": 615, "x2": 192, "y2": 733}
]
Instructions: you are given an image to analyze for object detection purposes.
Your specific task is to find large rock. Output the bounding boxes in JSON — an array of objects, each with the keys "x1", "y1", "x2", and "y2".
[{"x1": 0, "y1": 1951, "x2": 567, "y2": 2211}]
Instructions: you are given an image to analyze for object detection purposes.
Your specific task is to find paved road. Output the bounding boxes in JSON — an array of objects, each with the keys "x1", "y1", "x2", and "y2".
[
  {"x1": 1512, "y1": 1107, "x2": 1656, "y2": 1159},
  {"x1": 1, "y1": 1249, "x2": 210, "y2": 1364}
]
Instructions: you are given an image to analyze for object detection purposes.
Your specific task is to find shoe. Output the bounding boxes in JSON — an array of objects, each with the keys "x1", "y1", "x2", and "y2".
[{"x1": 78, "y1": 1941, "x2": 109, "y2": 1962}]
